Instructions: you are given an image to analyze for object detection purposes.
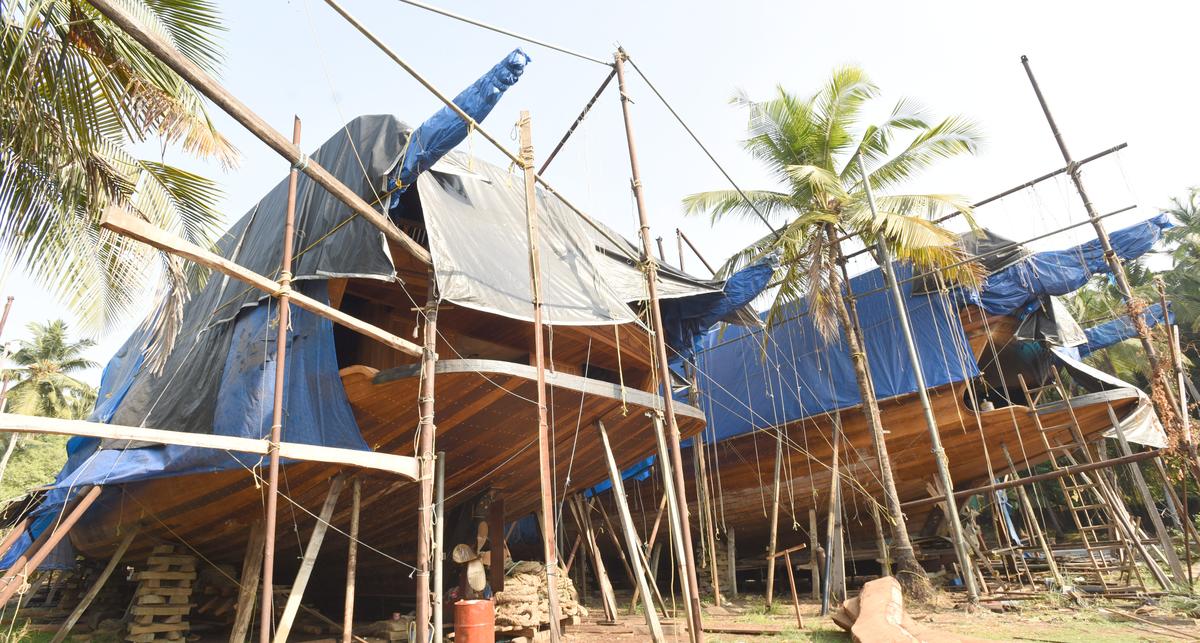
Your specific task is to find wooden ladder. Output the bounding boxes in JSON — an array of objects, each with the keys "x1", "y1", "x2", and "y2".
[{"x1": 1017, "y1": 372, "x2": 1148, "y2": 593}]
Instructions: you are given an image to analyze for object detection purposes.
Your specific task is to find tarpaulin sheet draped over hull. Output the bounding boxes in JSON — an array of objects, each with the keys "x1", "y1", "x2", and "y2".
[
  {"x1": 1050, "y1": 347, "x2": 1168, "y2": 448},
  {"x1": 978, "y1": 214, "x2": 1173, "y2": 317},
  {"x1": 694, "y1": 264, "x2": 979, "y2": 442},
  {"x1": 1078, "y1": 302, "x2": 1173, "y2": 357},
  {"x1": 419, "y1": 153, "x2": 637, "y2": 325}
]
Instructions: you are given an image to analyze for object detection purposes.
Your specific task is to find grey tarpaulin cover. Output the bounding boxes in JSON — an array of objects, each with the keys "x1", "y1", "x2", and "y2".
[{"x1": 419, "y1": 153, "x2": 639, "y2": 325}]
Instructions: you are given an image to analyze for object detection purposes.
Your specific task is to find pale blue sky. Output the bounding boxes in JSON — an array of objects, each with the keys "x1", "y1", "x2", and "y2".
[{"x1": 3, "y1": 0, "x2": 1197, "y2": 384}]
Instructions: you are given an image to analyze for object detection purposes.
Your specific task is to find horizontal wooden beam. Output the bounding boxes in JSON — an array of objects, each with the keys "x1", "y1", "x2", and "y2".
[
  {"x1": 900, "y1": 448, "x2": 1162, "y2": 511},
  {"x1": 86, "y1": 0, "x2": 431, "y2": 266},
  {"x1": 0, "y1": 413, "x2": 418, "y2": 480},
  {"x1": 101, "y1": 206, "x2": 424, "y2": 359}
]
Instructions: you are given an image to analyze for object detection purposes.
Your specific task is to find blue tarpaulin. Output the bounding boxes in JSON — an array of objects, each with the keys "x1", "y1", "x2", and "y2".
[
  {"x1": 694, "y1": 264, "x2": 979, "y2": 443},
  {"x1": 389, "y1": 48, "x2": 530, "y2": 206},
  {"x1": 663, "y1": 258, "x2": 776, "y2": 367},
  {"x1": 1078, "y1": 302, "x2": 1173, "y2": 357},
  {"x1": 977, "y1": 214, "x2": 1172, "y2": 317}
]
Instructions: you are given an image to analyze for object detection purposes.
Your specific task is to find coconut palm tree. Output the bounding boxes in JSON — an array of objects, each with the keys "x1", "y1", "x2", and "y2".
[
  {"x1": 3, "y1": 319, "x2": 97, "y2": 418},
  {"x1": 0, "y1": 319, "x2": 97, "y2": 487},
  {"x1": 0, "y1": 0, "x2": 236, "y2": 364},
  {"x1": 684, "y1": 67, "x2": 983, "y2": 596}
]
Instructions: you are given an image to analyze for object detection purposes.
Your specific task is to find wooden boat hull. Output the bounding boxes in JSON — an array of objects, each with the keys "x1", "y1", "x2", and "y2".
[{"x1": 68, "y1": 358, "x2": 705, "y2": 600}]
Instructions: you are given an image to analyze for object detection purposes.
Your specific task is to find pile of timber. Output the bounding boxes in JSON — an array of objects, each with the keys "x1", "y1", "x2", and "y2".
[
  {"x1": 493, "y1": 561, "x2": 587, "y2": 629},
  {"x1": 127, "y1": 545, "x2": 196, "y2": 642},
  {"x1": 832, "y1": 576, "x2": 986, "y2": 643}
]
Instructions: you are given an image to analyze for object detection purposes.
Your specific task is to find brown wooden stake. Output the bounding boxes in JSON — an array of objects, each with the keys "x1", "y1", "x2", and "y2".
[
  {"x1": 570, "y1": 495, "x2": 617, "y2": 622},
  {"x1": 518, "y1": 111, "x2": 563, "y2": 641},
  {"x1": 696, "y1": 431, "x2": 721, "y2": 605},
  {"x1": 727, "y1": 527, "x2": 738, "y2": 598},
  {"x1": 488, "y1": 495, "x2": 506, "y2": 593},
  {"x1": 0, "y1": 517, "x2": 29, "y2": 562},
  {"x1": 869, "y1": 501, "x2": 891, "y2": 577},
  {"x1": 629, "y1": 494, "x2": 667, "y2": 611},
  {"x1": 594, "y1": 497, "x2": 638, "y2": 593},
  {"x1": 652, "y1": 413, "x2": 698, "y2": 638},
  {"x1": 260, "y1": 115, "x2": 301, "y2": 643},
  {"x1": 50, "y1": 526, "x2": 139, "y2": 643},
  {"x1": 0, "y1": 485, "x2": 101, "y2": 606},
  {"x1": 820, "y1": 415, "x2": 843, "y2": 616},
  {"x1": 343, "y1": 478, "x2": 361, "y2": 643},
  {"x1": 273, "y1": 475, "x2": 346, "y2": 643},
  {"x1": 230, "y1": 520, "x2": 266, "y2": 643},
  {"x1": 614, "y1": 48, "x2": 704, "y2": 642},
  {"x1": 564, "y1": 534, "x2": 583, "y2": 574},
  {"x1": 597, "y1": 420, "x2": 665, "y2": 641},
  {"x1": 782, "y1": 551, "x2": 804, "y2": 631},
  {"x1": 807, "y1": 510, "x2": 819, "y2": 600},
  {"x1": 413, "y1": 268, "x2": 439, "y2": 643}
]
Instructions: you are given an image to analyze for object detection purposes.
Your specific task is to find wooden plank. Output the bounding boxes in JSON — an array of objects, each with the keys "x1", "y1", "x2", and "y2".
[
  {"x1": 230, "y1": 519, "x2": 265, "y2": 643},
  {"x1": 0, "y1": 413, "x2": 418, "y2": 480},
  {"x1": 273, "y1": 475, "x2": 346, "y2": 643},
  {"x1": 131, "y1": 572, "x2": 197, "y2": 581},
  {"x1": 51, "y1": 527, "x2": 140, "y2": 643},
  {"x1": 100, "y1": 205, "x2": 424, "y2": 358}
]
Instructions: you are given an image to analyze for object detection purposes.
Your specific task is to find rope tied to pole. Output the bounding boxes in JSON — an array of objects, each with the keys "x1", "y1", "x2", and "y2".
[{"x1": 291, "y1": 153, "x2": 310, "y2": 172}]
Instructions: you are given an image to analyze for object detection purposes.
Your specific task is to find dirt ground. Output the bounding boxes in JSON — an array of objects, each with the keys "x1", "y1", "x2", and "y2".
[{"x1": 561, "y1": 590, "x2": 1200, "y2": 642}]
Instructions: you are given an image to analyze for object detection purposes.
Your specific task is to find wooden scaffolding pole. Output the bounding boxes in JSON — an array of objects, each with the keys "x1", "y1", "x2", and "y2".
[
  {"x1": 50, "y1": 526, "x2": 139, "y2": 643},
  {"x1": 765, "y1": 427, "x2": 783, "y2": 609},
  {"x1": 0, "y1": 485, "x2": 102, "y2": 605},
  {"x1": 274, "y1": 475, "x2": 347, "y2": 643},
  {"x1": 519, "y1": 111, "x2": 564, "y2": 642},
  {"x1": 1000, "y1": 445, "x2": 1063, "y2": 588},
  {"x1": 653, "y1": 414, "x2": 698, "y2": 640},
  {"x1": 820, "y1": 415, "x2": 843, "y2": 616},
  {"x1": 432, "y1": 451, "x2": 446, "y2": 638},
  {"x1": 614, "y1": 48, "x2": 705, "y2": 642},
  {"x1": 230, "y1": 520, "x2": 266, "y2": 643},
  {"x1": 343, "y1": 478, "x2": 362, "y2": 643},
  {"x1": 413, "y1": 267, "x2": 440, "y2": 643},
  {"x1": 261, "y1": 115, "x2": 302, "y2": 643},
  {"x1": 597, "y1": 420, "x2": 665, "y2": 641},
  {"x1": 1021, "y1": 56, "x2": 1184, "y2": 453},
  {"x1": 84, "y1": 0, "x2": 430, "y2": 265}
]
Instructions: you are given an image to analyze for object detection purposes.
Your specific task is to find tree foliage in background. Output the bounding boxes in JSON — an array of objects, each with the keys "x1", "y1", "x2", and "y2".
[
  {"x1": 1163, "y1": 188, "x2": 1200, "y2": 377},
  {"x1": 0, "y1": 319, "x2": 97, "y2": 500},
  {"x1": 0, "y1": 0, "x2": 236, "y2": 367},
  {"x1": 1065, "y1": 261, "x2": 1163, "y2": 387},
  {"x1": 684, "y1": 66, "x2": 984, "y2": 598}
]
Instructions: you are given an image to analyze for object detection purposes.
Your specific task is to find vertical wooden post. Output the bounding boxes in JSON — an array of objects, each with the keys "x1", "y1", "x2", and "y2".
[
  {"x1": 489, "y1": 495, "x2": 506, "y2": 592},
  {"x1": 629, "y1": 495, "x2": 668, "y2": 612},
  {"x1": 726, "y1": 527, "x2": 737, "y2": 598},
  {"x1": 518, "y1": 111, "x2": 563, "y2": 641},
  {"x1": 342, "y1": 479, "x2": 361, "y2": 643},
  {"x1": 570, "y1": 496, "x2": 617, "y2": 622},
  {"x1": 413, "y1": 267, "x2": 440, "y2": 643},
  {"x1": 597, "y1": 420, "x2": 665, "y2": 641},
  {"x1": 765, "y1": 427, "x2": 783, "y2": 609},
  {"x1": 652, "y1": 413, "x2": 697, "y2": 640},
  {"x1": 870, "y1": 501, "x2": 891, "y2": 577},
  {"x1": 50, "y1": 527, "x2": 139, "y2": 643},
  {"x1": 820, "y1": 416, "x2": 843, "y2": 616},
  {"x1": 614, "y1": 48, "x2": 704, "y2": 642},
  {"x1": 260, "y1": 116, "x2": 302, "y2": 643},
  {"x1": 433, "y1": 450, "x2": 446, "y2": 637},
  {"x1": 230, "y1": 520, "x2": 266, "y2": 643},
  {"x1": 1106, "y1": 405, "x2": 1187, "y2": 582},
  {"x1": 273, "y1": 475, "x2": 345, "y2": 643},
  {"x1": 807, "y1": 509, "x2": 819, "y2": 600}
]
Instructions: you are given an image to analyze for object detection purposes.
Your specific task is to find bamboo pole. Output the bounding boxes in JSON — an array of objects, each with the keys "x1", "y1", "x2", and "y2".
[
  {"x1": 861, "y1": 152, "x2": 977, "y2": 601},
  {"x1": 50, "y1": 526, "x2": 139, "y2": 643},
  {"x1": 1021, "y1": 56, "x2": 1183, "y2": 447},
  {"x1": 518, "y1": 112, "x2": 563, "y2": 641},
  {"x1": 597, "y1": 420, "x2": 665, "y2": 641},
  {"x1": 260, "y1": 115, "x2": 301, "y2": 643},
  {"x1": 342, "y1": 479, "x2": 361, "y2": 643},
  {"x1": 413, "y1": 268, "x2": 439, "y2": 643},
  {"x1": 613, "y1": 48, "x2": 704, "y2": 642},
  {"x1": 84, "y1": 0, "x2": 430, "y2": 265}
]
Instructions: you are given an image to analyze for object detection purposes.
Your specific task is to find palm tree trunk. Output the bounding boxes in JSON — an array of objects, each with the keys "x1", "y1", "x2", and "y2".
[
  {"x1": 826, "y1": 226, "x2": 930, "y2": 598},
  {"x1": 0, "y1": 434, "x2": 17, "y2": 489}
]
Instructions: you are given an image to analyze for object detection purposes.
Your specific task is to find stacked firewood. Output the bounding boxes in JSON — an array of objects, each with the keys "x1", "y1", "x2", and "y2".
[{"x1": 492, "y1": 561, "x2": 587, "y2": 628}]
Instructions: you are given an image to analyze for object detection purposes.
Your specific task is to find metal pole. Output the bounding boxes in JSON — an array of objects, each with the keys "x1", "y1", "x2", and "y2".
[
  {"x1": 860, "y1": 152, "x2": 978, "y2": 602},
  {"x1": 519, "y1": 111, "x2": 563, "y2": 642},
  {"x1": 613, "y1": 48, "x2": 705, "y2": 641},
  {"x1": 260, "y1": 116, "x2": 301, "y2": 643},
  {"x1": 413, "y1": 267, "x2": 439, "y2": 643},
  {"x1": 433, "y1": 450, "x2": 446, "y2": 639},
  {"x1": 1020, "y1": 55, "x2": 1181, "y2": 434}
]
